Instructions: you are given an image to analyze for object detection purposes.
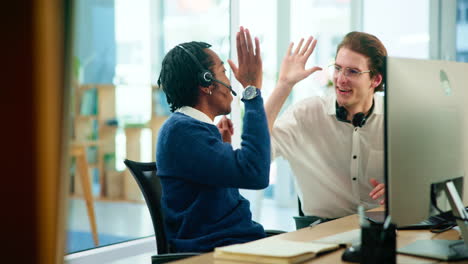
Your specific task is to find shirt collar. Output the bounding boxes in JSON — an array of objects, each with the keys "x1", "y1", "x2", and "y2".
[
  {"x1": 326, "y1": 93, "x2": 384, "y2": 116},
  {"x1": 176, "y1": 106, "x2": 214, "y2": 125}
]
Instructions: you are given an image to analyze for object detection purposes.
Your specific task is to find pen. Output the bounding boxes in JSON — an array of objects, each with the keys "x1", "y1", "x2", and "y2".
[
  {"x1": 381, "y1": 215, "x2": 392, "y2": 241},
  {"x1": 383, "y1": 215, "x2": 392, "y2": 230},
  {"x1": 309, "y1": 219, "x2": 322, "y2": 228},
  {"x1": 358, "y1": 205, "x2": 369, "y2": 227}
]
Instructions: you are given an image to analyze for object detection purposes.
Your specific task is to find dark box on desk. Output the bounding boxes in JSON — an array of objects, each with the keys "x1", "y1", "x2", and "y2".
[{"x1": 361, "y1": 223, "x2": 396, "y2": 264}]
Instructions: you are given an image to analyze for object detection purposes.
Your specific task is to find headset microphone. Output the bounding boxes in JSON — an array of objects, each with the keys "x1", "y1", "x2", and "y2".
[
  {"x1": 211, "y1": 77, "x2": 237, "y2": 96},
  {"x1": 177, "y1": 45, "x2": 237, "y2": 96}
]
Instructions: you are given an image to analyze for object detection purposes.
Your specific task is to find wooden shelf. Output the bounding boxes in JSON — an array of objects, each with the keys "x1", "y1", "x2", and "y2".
[
  {"x1": 75, "y1": 115, "x2": 98, "y2": 120},
  {"x1": 70, "y1": 194, "x2": 146, "y2": 204},
  {"x1": 70, "y1": 83, "x2": 171, "y2": 203},
  {"x1": 71, "y1": 84, "x2": 116, "y2": 199},
  {"x1": 78, "y1": 84, "x2": 116, "y2": 91},
  {"x1": 70, "y1": 140, "x2": 103, "y2": 147}
]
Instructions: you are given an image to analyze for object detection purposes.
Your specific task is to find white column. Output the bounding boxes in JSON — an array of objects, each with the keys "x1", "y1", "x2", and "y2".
[
  {"x1": 230, "y1": 0, "x2": 242, "y2": 149},
  {"x1": 350, "y1": 0, "x2": 364, "y2": 31},
  {"x1": 430, "y1": 0, "x2": 457, "y2": 61},
  {"x1": 440, "y1": 0, "x2": 458, "y2": 61},
  {"x1": 429, "y1": 0, "x2": 441, "y2": 59},
  {"x1": 273, "y1": 0, "x2": 295, "y2": 208}
]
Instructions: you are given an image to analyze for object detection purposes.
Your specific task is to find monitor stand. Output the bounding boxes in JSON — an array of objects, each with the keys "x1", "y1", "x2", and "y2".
[{"x1": 398, "y1": 181, "x2": 468, "y2": 261}]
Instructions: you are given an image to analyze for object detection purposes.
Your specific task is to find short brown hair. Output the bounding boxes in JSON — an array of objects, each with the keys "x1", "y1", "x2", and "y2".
[{"x1": 336, "y1": 31, "x2": 387, "y2": 92}]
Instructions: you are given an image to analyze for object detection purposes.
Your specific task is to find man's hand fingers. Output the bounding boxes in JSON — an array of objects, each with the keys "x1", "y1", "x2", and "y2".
[
  {"x1": 235, "y1": 32, "x2": 243, "y2": 66},
  {"x1": 372, "y1": 189, "x2": 385, "y2": 200},
  {"x1": 227, "y1": 59, "x2": 238, "y2": 76},
  {"x1": 254, "y1": 37, "x2": 261, "y2": 61},
  {"x1": 293, "y1": 38, "x2": 304, "y2": 55},
  {"x1": 245, "y1": 28, "x2": 254, "y2": 54},
  {"x1": 219, "y1": 117, "x2": 232, "y2": 144},
  {"x1": 369, "y1": 178, "x2": 380, "y2": 187},
  {"x1": 218, "y1": 119, "x2": 225, "y2": 130},
  {"x1": 305, "y1": 66, "x2": 323, "y2": 77},
  {"x1": 217, "y1": 116, "x2": 234, "y2": 136},
  {"x1": 300, "y1": 37, "x2": 313, "y2": 56},
  {"x1": 286, "y1": 42, "x2": 294, "y2": 57},
  {"x1": 304, "y1": 38, "x2": 317, "y2": 58},
  {"x1": 227, "y1": 119, "x2": 234, "y2": 135},
  {"x1": 369, "y1": 183, "x2": 384, "y2": 196},
  {"x1": 238, "y1": 27, "x2": 247, "y2": 62}
]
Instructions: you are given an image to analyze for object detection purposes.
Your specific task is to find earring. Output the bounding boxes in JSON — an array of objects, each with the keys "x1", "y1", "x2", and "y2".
[{"x1": 209, "y1": 90, "x2": 212, "y2": 95}]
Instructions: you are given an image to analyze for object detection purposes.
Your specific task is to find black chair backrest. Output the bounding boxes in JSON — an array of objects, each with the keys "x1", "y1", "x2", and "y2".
[
  {"x1": 123, "y1": 159, "x2": 170, "y2": 254},
  {"x1": 298, "y1": 197, "x2": 305, "y2": 216}
]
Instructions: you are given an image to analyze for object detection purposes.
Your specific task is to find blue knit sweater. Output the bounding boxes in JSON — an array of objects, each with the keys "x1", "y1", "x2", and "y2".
[{"x1": 156, "y1": 94, "x2": 270, "y2": 252}]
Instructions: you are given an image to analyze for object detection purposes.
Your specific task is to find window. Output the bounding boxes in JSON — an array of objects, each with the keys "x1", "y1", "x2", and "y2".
[
  {"x1": 236, "y1": 0, "x2": 351, "y2": 223},
  {"x1": 457, "y1": 0, "x2": 468, "y2": 62},
  {"x1": 363, "y1": 0, "x2": 430, "y2": 59},
  {"x1": 291, "y1": 0, "x2": 351, "y2": 102},
  {"x1": 68, "y1": 0, "x2": 229, "y2": 254}
]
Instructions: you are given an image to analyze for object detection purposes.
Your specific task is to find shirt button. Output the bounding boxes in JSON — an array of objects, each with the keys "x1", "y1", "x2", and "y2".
[
  {"x1": 353, "y1": 155, "x2": 357, "y2": 159},
  {"x1": 352, "y1": 177, "x2": 357, "y2": 181}
]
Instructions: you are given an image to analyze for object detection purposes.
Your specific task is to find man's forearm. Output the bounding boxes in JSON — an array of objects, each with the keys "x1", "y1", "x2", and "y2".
[{"x1": 264, "y1": 81, "x2": 294, "y2": 133}]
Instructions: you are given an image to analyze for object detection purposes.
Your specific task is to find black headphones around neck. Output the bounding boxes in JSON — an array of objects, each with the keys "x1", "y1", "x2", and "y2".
[
  {"x1": 177, "y1": 45, "x2": 237, "y2": 96},
  {"x1": 335, "y1": 100, "x2": 375, "y2": 127}
]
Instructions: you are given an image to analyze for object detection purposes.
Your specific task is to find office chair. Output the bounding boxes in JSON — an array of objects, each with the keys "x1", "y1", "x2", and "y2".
[
  {"x1": 293, "y1": 198, "x2": 336, "y2": 229},
  {"x1": 124, "y1": 159, "x2": 285, "y2": 263},
  {"x1": 298, "y1": 197, "x2": 305, "y2": 217},
  {"x1": 293, "y1": 197, "x2": 312, "y2": 229},
  {"x1": 123, "y1": 159, "x2": 200, "y2": 264}
]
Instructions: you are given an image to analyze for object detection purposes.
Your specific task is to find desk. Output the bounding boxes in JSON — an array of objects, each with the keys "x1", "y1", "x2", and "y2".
[{"x1": 168, "y1": 211, "x2": 465, "y2": 264}]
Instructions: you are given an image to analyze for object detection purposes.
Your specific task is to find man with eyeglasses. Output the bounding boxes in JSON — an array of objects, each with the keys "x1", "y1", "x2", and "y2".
[{"x1": 265, "y1": 31, "x2": 387, "y2": 228}]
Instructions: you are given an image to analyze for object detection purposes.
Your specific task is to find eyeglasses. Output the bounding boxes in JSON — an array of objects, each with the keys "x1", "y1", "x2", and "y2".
[{"x1": 329, "y1": 64, "x2": 371, "y2": 79}]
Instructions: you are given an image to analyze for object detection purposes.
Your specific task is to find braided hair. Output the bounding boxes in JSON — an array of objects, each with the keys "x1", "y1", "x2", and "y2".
[{"x1": 157, "y1": 41, "x2": 214, "y2": 112}]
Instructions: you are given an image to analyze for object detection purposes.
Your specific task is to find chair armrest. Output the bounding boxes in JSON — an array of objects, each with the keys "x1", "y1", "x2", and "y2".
[
  {"x1": 265, "y1": 229, "x2": 286, "y2": 237},
  {"x1": 151, "y1": 252, "x2": 201, "y2": 264}
]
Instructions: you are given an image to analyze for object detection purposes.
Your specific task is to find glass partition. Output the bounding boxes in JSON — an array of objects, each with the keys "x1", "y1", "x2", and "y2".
[{"x1": 67, "y1": 0, "x2": 229, "y2": 254}]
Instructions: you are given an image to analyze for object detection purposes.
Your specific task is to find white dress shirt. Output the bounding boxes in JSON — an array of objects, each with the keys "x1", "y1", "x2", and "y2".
[
  {"x1": 271, "y1": 94, "x2": 384, "y2": 218},
  {"x1": 176, "y1": 106, "x2": 214, "y2": 125}
]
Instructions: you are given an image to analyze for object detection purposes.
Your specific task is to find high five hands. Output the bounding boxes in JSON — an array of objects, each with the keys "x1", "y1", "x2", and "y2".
[
  {"x1": 278, "y1": 36, "x2": 322, "y2": 88},
  {"x1": 228, "y1": 26, "x2": 262, "y2": 89}
]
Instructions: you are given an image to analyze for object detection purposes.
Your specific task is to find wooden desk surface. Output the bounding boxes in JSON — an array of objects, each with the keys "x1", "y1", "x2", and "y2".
[{"x1": 168, "y1": 211, "x2": 468, "y2": 264}]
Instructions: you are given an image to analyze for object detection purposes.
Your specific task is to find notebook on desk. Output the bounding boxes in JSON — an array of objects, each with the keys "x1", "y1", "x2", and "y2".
[
  {"x1": 313, "y1": 229, "x2": 361, "y2": 246},
  {"x1": 214, "y1": 238, "x2": 340, "y2": 264}
]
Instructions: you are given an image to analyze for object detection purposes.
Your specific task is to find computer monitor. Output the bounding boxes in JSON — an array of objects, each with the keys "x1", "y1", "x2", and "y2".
[{"x1": 385, "y1": 57, "x2": 468, "y2": 260}]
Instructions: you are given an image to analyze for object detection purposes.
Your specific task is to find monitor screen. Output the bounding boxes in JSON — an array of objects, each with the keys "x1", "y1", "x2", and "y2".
[{"x1": 385, "y1": 57, "x2": 468, "y2": 227}]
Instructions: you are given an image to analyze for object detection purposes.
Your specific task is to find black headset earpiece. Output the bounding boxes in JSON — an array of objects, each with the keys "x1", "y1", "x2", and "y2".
[
  {"x1": 335, "y1": 101, "x2": 374, "y2": 127},
  {"x1": 176, "y1": 45, "x2": 237, "y2": 96},
  {"x1": 199, "y1": 71, "x2": 213, "y2": 87},
  {"x1": 336, "y1": 105, "x2": 348, "y2": 123},
  {"x1": 352, "y1": 112, "x2": 367, "y2": 127},
  {"x1": 177, "y1": 45, "x2": 213, "y2": 87}
]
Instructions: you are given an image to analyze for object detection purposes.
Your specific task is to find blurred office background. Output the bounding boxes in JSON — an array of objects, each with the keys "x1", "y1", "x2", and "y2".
[{"x1": 65, "y1": 0, "x2": 468, "y2": 263}]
